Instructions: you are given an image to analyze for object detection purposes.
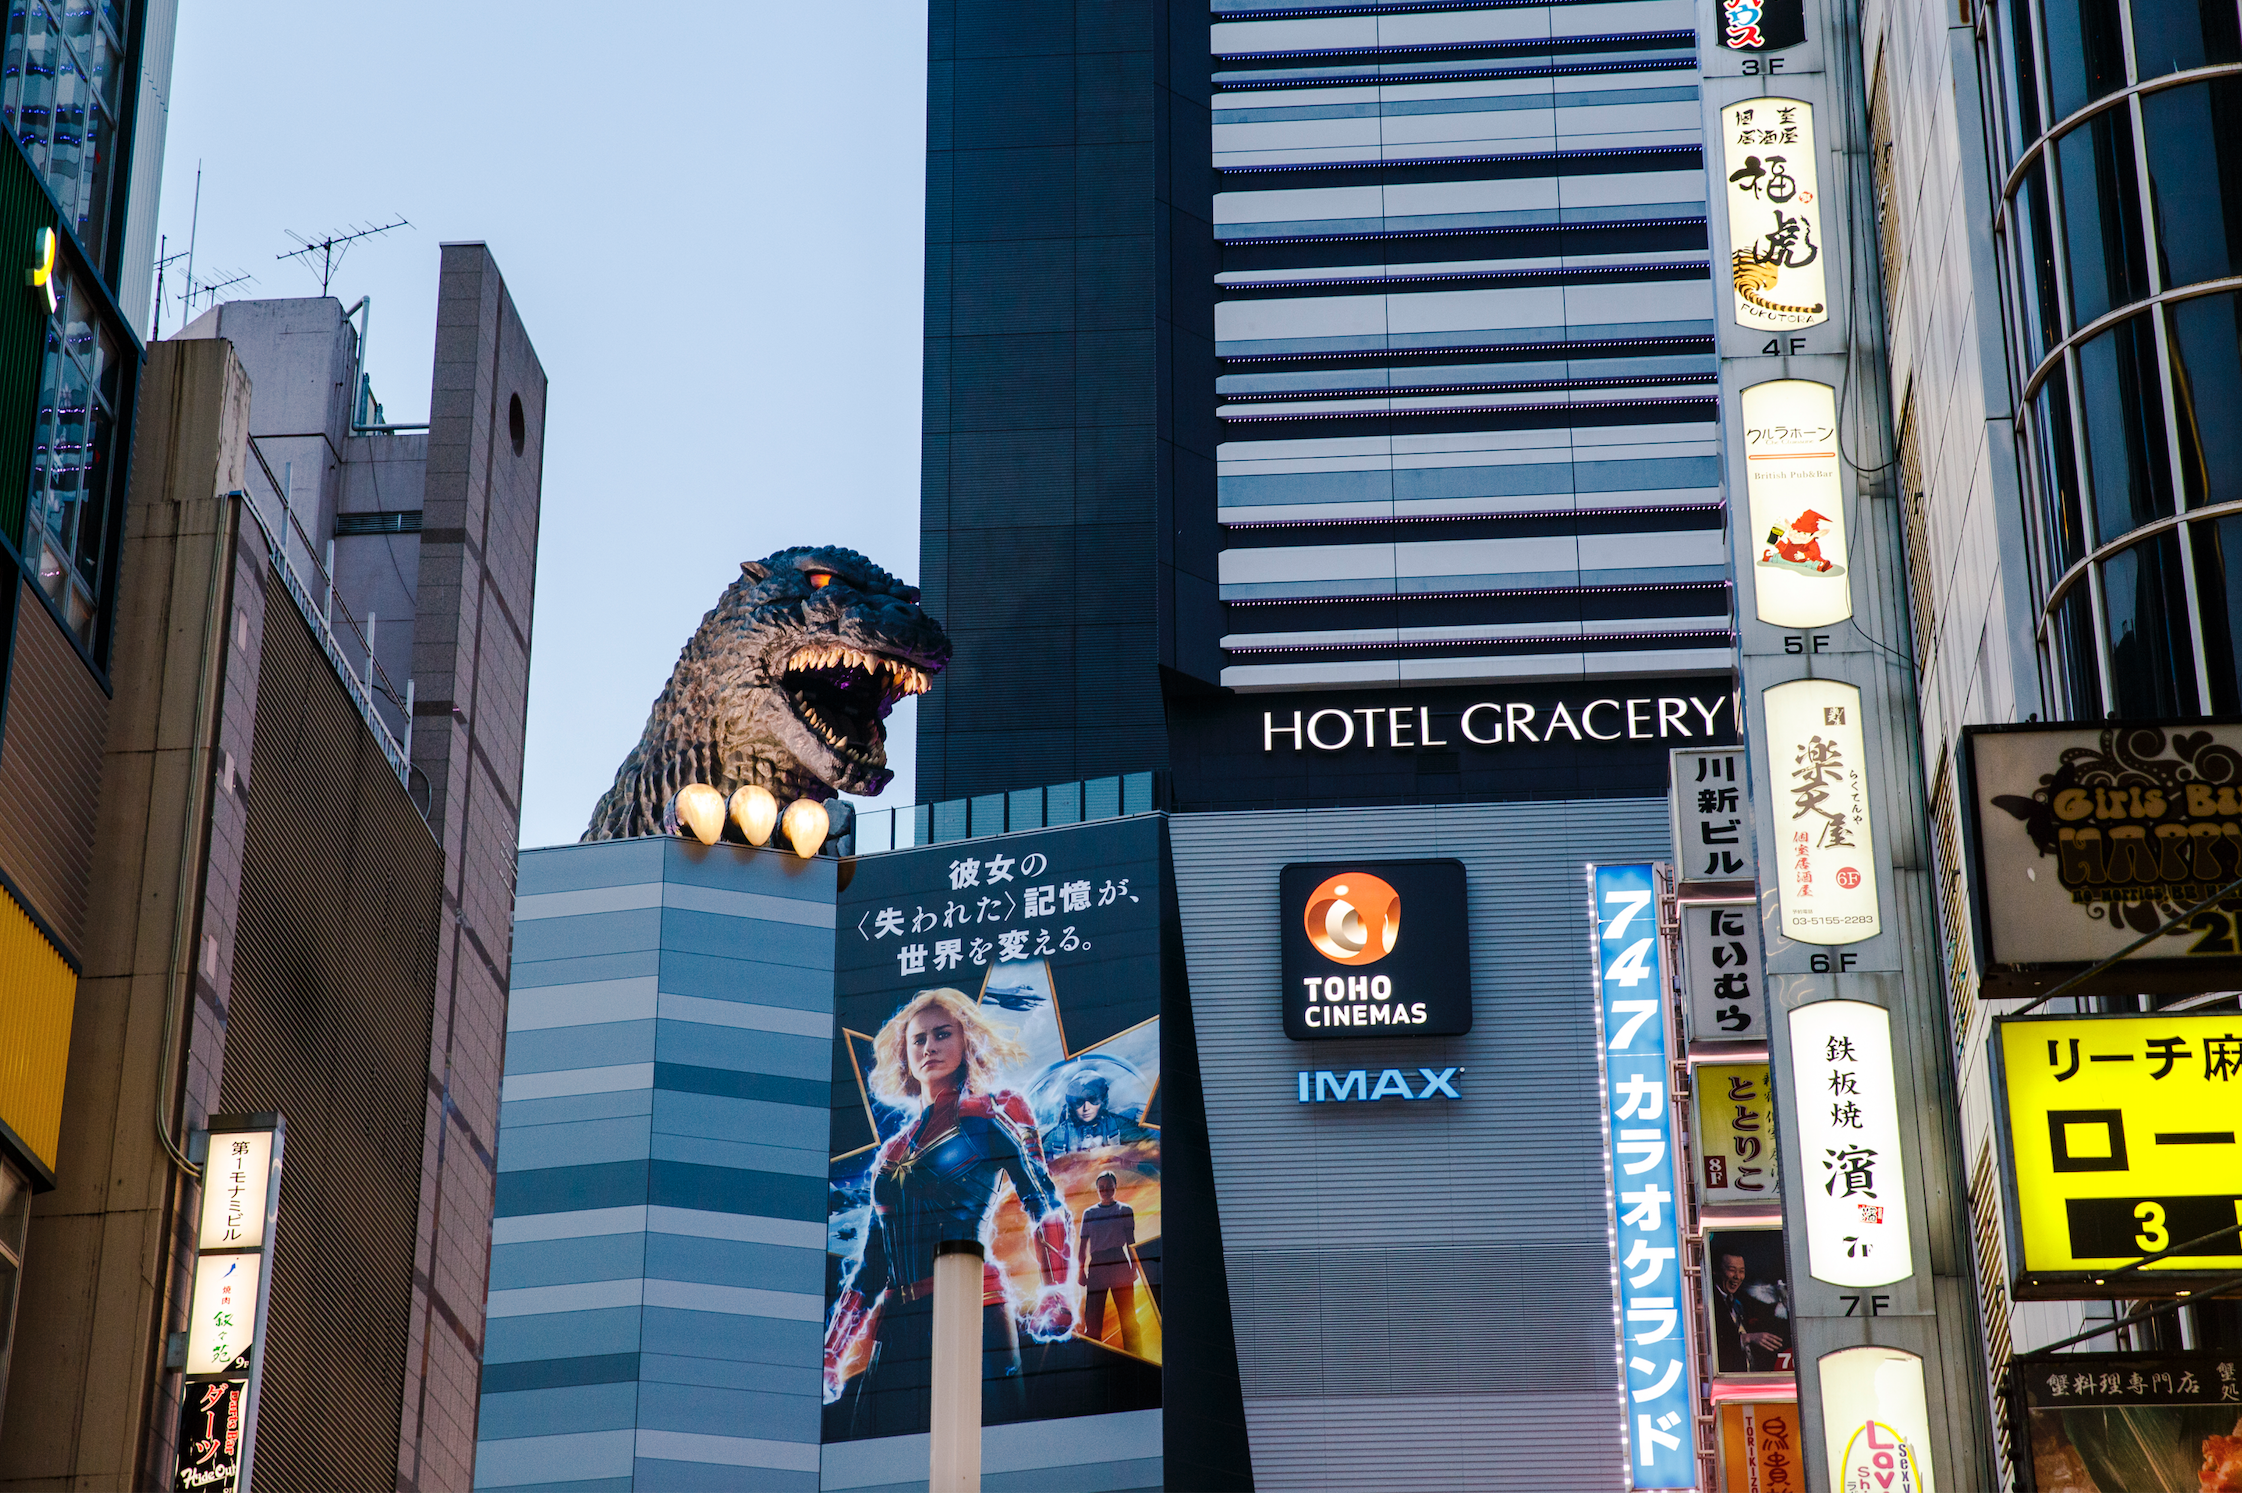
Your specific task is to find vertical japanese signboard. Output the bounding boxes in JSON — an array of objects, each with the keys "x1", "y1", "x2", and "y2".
[
  {"x1": 1763, "y1": 678, "x2": 1880, "y2": 944},
  {"x1": 1789, "y1": 1003, "x2": 1912, "y2": 1287},
  {"x1": 175, "y1": 1116, "x2": 282, "y2": 1493},
  {"x1": 1817, "y1": 1345, "x2": 1936, "y2": 1492},
  {"x1": 1696, "y1": 1062, "x2": 1779, "y2": 1203},
  {"x1": 1743, "y1": 379, "x2": 1851, "y2": 628},
  {"x1": 1717, "y1": 1399, "x2": 1806, "y2": 1491},
  {"x1": 1681, "y1": 901, "x2": 1767, "y2": 1042},
  {"x1": 1592, "y1": 863, "x2": 1697, "y2": 1489},
  {"x1": 1721, "y1": 98, "x2": 1827, "y2": 331},
  {"x1": 1673, "y1": 746, "x2": 1756, "y2": 885}
]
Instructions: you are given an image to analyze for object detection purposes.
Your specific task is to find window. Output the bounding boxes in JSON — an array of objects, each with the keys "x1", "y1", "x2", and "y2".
[
  {"x1": 2128, "y1": 0, "x2": 2242, "y2": 78},
  {"x1": 2076, "y1": 312, "x2": 2173, "y2": 542},
  {"x1": 2140, "y1": 77, "x2": 2242, "y2": 289},
  {"x1": 2100, "y1": 531, "x2": 2196, "y2": 716},
  {"x1": 2190, "y1": 512, "x2": 2242, "y2": 710},
  {"x1": 2055, "y1": 108, "x2": 2149, "y2": 329},
  {"x1": 0, "y1": 0, "x2": 128, "y2": 269},
  {"x1": 2169, "y1": 290, "x2": 2242, "y2": 508},
  {"x1": 23, "y1": 256, "x2": 123, "y2": 645}
]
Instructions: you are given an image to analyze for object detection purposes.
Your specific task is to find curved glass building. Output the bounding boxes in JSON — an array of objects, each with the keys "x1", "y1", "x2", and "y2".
[{"x1": 1983, "y1": 0, "x2": 2242, "y2": 717}]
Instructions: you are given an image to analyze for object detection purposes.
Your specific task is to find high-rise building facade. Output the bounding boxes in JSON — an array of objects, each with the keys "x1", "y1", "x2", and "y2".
[
  {"x1": 917, "y1": 1, "x2": 1735, "y2": 811},
  {"x1": 0, "y1": 248, "x2": 546, "y2": 1490},
  {"x1": 0, "y1": 0, "x2": 179, "y2": 1419}
]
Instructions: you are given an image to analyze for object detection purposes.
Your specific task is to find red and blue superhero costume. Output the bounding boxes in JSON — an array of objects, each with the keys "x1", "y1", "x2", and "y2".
[{"x1": 822, "y1": 1085, "x2": 1074, "y2": 1436}]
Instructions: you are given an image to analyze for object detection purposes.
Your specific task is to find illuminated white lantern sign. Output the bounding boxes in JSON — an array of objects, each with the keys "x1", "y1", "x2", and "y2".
[
  {"x1": 1722, "y1": 98, "x2": 1828, "y2": 330},
  {"x1": 1788, "y1": 1001, "x2": 1912, "y2": 1288},
  {"x1": 1762, "y1": 677, "x2": 1879, "y2": 943},
  {"x1": 1818, "y1": 1346, "x2": 1937, "y2": 1492},
  {"x1": 1743, "y1": 379, "x2": 1851, "y2": 627}
]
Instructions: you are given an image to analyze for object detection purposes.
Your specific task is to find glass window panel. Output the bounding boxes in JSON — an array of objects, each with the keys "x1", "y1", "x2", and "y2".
[
  {"x1": 2170, "y1": 291, "x2": 2242, "y2": 508},
  {"x1": 17, "y1": 3, "x2": 54, "y2": 177},
  {"x1": 2077, "y1": 314, "x2": 2173, "y2": 541},
  {"x1": 2019, "y1": 164, "x2": 2065, "y2": 353},
  {"x1": 2043, "y1": 0, "x2": 2129, "y2": 120},
  {"x1": 83, "y1": 14, "x2": 117, "y2": 112},
  {"x1": 2, "y1": 4, "x2": 29, "y2": 147},
  {"x1": 2057, "y1": 109, "x2": 2151, "y2": 327},
  {"x1": 46, "y1": 50, "x2": 80, "y2": 217},
  {"x1": 2055, "y1": 583, "x2": 2105, "y2": 715},
  {"x1": 2080, "y1": 348, "x2": 2169, "y2": 543},
  {"x1": 2006, "y1": 0, "x2": 2044, "y2": 148},
  {"x1": 2191, "y1": 515, "x2": 2242, "y2": 711},
  {"x1": 75, "y1": 97, "x2": 108, "y2": 252},
  {"x1": 2128, "y1": 0, "x2": 2242, "y2": 75},
  {"x1": 2037, "y1": 362, "x2": 2090, "y2": 569},
  {"x1": 2142, "y1": 78, "x2": 2242, "y2": 289},
  {"x1": 2102, "y1": 532, "x2": 2197, "y2": 716}
]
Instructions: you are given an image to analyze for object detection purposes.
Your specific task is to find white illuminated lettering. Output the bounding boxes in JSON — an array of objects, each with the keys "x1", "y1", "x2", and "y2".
[
  {"x1": 1302, "y1": 977, "x2": 1323, "y2": 998},
  {"x1": 1627, "y1": 699, "x2": 1652, "y2": 738},
  {"x1": 1306, "y1": 1006, "x2": 1322, "y2": 1027},
  {"x1": 1370, "y1": 975, "x2": 1391, "y2": 999},
  {"x1": 1323, "y1": 977, "x2": 1345, "y2": 1001},
  {"x1": 1264, "y1": 711, "x2": 1304, "y2": 751},
  {"x1": 1348, "y1": 976, "x2": 1368, "y2": 1001},
  {"x1": 1506, "y1": 703, "x2": 1539, "y2": 742},
  {"x1": 1388, "y1": 707, "x2": 1414, "y2": 747},
  {"x1": 1307, "y1": 710, "x2": 1354, "y2": 749},
  {"x1": 1419, "y1": 706, "x2": 1448, "y2": 746},
  {"x1": 1658, "y1": 698, "x2": 1690, "y2": 736},
  {"x1": 1692, "y1": 696, "x2": 1728, "y2": 734},
  {"x1": 1462, "y1": 703, "x2": 1503, "y2": 743},
  {"x1": 1582, "y1": 700, "x2": 1622, "y2": 740},
  {"x1": 1545, "y1": 702, "x2": 1584, "y2": 741},
  {"x1": 1411, "y1": 1002, "x2": 1428, "y2": 1023},
  {"x1": 1351, "y1": 709, "x2": 1381, "y2": 747}
]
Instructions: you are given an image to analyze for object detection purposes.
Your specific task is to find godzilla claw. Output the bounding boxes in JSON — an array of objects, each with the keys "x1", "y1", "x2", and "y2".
[{"x1": 666, "y1": 784, "x2": 725, "y2": 845}]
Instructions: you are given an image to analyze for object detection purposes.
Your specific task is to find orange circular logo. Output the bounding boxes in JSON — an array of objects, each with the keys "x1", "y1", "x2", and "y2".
[{"x1": 1304, "y1": 872, "x2": 1401, "y2": 966}]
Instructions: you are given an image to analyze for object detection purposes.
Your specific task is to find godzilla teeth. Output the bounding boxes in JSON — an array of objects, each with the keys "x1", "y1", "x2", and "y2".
[{"x1": 784, "y1": 647, "x2": 930, "y2": 697}]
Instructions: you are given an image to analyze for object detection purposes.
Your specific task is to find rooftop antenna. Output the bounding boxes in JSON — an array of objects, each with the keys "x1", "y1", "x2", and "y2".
[
  {"x1": 277, "y1": 216, "x2": 410, "y2": 296},
  {"x1": 153, "y1": 235, "x2": 190, "y2": 337},
  {"x1": 185, "y1": 268, "x2": 254, "y2": 315},
  {"x1": 182, "y1": 162, "x2": 201, "y2": 326}
]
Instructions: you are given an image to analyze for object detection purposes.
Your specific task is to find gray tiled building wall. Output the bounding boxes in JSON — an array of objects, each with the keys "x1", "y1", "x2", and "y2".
[
  {"x1": 474, "y1": 838, "x2": 838, "y2": 1492},
  {"x1": 1170, "y1": 799, "x2": 1667, "y2": 1492}
]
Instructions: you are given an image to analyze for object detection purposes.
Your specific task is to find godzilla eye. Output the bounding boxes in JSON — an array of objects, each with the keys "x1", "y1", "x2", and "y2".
[{"x1": 806, "y1": 572, "x2": 835, "y2": 589}]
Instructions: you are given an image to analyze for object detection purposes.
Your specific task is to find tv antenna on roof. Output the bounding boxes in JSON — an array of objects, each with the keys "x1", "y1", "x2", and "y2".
[
  {"x1": 185, "y1": 268, "x2": 255, "y2": 316},
  {"x1": 277, "y1": 216, "x2": 410, "y2": 296}
]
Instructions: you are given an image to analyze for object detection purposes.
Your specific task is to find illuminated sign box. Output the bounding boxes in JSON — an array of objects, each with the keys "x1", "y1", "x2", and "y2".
[
  {"x1": 1279, "y1": 859, "x2": 1470, "y2": 1040},
  {"x1": 1963, "y1": 720, "x2": 2242, "y2": 999},
  {"x1": 1991, "y1": 1012, "x2": 2242, "y2": 1298}
]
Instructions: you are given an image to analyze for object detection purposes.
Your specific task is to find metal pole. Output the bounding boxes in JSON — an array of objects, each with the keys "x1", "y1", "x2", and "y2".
[{"x1": 929, "y1": 1236, "x2": 983, "y2": 1493}]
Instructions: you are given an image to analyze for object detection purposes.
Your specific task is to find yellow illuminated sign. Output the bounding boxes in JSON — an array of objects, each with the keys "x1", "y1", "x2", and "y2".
[{"x1": 1994, "y1": 1013, "x2": 2242, "y2": 1294}]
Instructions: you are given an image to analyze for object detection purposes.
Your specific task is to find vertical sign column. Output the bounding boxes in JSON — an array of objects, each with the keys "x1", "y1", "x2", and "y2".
[
  {"x1": 1592, "y1": 862, "x2": 1698, "y2": 1489},
  {"x1": 174, "y1": 1115, "x2": 283, "y2": 1493},
  {"x1": 1695, "y1": 0, "x2": 1988, "y2": 1473}
]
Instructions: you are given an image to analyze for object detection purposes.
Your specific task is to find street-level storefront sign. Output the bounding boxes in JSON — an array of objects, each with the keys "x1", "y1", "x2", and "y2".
[{"x1": 1991, "y1": 1011, "x2": 2242, "y2": 1297}]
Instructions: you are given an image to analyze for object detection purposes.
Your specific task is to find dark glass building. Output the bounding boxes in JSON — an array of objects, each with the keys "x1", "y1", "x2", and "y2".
[
  {"x1": 1982, "y1": 0, "x2": 2242, "y2": 716},
  {"x1": 918, "y1": 0, "x2": 1736, "y2": 810}
]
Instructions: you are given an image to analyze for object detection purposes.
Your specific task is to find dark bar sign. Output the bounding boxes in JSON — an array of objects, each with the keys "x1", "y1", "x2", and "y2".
[{"x1": 174, "y1": 1377, "x2": 247, "y2": 1492}]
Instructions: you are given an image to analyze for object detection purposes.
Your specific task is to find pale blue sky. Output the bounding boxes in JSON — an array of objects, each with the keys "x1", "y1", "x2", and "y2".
[{"x1": 157, "y1": 2, "x2": 932, "y2": 846}]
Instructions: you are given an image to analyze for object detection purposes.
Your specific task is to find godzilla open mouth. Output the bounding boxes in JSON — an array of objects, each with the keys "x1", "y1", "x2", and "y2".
[{"x1": 780, "y1": 644, "x2": 932, "y2": 762}]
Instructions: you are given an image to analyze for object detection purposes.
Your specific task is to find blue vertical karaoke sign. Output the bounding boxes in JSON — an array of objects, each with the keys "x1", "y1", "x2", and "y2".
[{"x1": 1592, "y1": 863, "x2": 1695, "y2": 1489}]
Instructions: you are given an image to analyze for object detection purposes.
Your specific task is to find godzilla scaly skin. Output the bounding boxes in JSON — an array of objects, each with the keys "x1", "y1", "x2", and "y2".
[{"x1": 583, "y1": 546, "x2": 950, "y2": 841}]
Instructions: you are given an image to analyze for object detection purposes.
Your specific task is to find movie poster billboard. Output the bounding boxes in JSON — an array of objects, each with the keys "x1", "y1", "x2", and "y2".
[
  {"x1": 823, "y1": 816, "x2": 1165, "y2": 1441},
  {"x1": 2015, "y1": 1352, "x2": 2242, "y2": 1491}
]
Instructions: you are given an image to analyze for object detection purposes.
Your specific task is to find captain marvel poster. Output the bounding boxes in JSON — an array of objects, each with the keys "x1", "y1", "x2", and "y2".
[{"x1": 824, "y1": 816, "x2": 1165, "y2": 1441}]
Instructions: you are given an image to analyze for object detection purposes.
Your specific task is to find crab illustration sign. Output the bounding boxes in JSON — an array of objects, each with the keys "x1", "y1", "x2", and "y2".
[
  {"x1": 1963, "y1": 721, "x2": 2242, "y2": 997},
  {"x1": 1722, "y1": 98, "x2": 1828, "y2": 331},
  {"x1": 1744, "y1": 379, "x2": 1851, "y2": 627}
]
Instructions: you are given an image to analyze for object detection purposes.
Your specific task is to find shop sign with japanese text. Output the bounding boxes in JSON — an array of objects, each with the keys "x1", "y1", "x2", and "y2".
[
  {"x1": 1717, "y1": 1399, "x2": 1805, "y2": 1492},
  {"x1": 174, "y1": 1117, "x2": 281, "y2": 1493},
  {"x1": 1743, "y1": 379, "x2": 1851, "y2": 628},
  {"x1": 1789, "y1": 1002, "x2": 1912, "y2": 1288},
  {"x1": 1992, "y1": 1012, "x2": 2242, "y2": 1296},
  {"x1": 1673, "y1": 746, "x2": 1756, "y2": 884},
  {"x1": 1591, "y1": 863, "x2": 1696, "y2": 1489},
  {"x1": 173, "y1": 1378, "x2": 247, "y2": 1493},
  {"x1": 1682, "y1": 900, "x2": 1767, "y2": 1042},
  {"x1": 1965, "y1": 722, "x2": 2242, "y2": 997},
  {"x1": 1697, "y1": 1062, "x2": 1779, "y2": 1203},
  {"x1": 1722, "y1": 98, "x2": 1828, "y2": 330},
  {"x1": 1764, "y1": 678, "x2": 1880, "y2": 944},
  {"x1": 2013, "y1": 1351, "x2": 2242, "y2": 1491},
  {"x1": 1818, "y1": 1346, "x2": 1936, "y2": 1493}
]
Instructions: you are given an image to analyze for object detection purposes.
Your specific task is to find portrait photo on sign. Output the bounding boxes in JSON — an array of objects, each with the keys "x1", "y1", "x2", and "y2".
[
  {"x1": 1703, "y1": 1226, "x2": 1793, "y2": 1377},
  {"x1": 822, "y1": 955, "x2": 1162, "y2": 1442}
]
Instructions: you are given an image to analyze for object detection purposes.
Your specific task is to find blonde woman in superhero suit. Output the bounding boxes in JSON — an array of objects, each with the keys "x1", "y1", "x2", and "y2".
[{"x1": 822, "y1": 987, "x2": 1076, "y2": 1436}]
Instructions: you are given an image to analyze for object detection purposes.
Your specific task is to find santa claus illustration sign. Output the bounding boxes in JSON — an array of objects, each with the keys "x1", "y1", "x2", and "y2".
[{"x1": 1743, "y1": 378, "x2": 1853, "y2": 627}]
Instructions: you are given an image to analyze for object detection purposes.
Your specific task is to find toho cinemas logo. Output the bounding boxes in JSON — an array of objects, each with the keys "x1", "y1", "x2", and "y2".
[{"x1": 1279, "y1": 860, "x2": 1472, "y2": 1041}]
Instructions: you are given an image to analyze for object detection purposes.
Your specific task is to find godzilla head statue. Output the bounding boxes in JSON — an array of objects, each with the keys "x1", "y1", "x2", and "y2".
[{"x1": 583, "y1": 545, "x2": 950, "y2": 842}]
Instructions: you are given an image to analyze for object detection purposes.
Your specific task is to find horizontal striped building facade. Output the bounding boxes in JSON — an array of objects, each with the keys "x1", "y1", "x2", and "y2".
[{"x1": 1210, "y1": 0, "x2": 1729, "y2": 690}]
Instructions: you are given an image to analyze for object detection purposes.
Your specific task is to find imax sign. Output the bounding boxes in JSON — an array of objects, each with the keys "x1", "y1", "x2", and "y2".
[{"x1": 1295, "y1": 1066, "x2": 1462, "y2": 1103}]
